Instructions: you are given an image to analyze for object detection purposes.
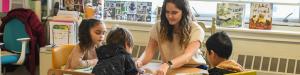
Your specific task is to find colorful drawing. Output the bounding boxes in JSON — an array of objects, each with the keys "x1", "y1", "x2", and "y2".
[
  {"x1": 49, "y1": 21, "x2": 77, "y2": 46},
  {"x1": 249, "y1": 3, "x2": 273, "y2": 30},
  {"x1": 217, "y1": 3, "x2": 245, "y2": 28}
]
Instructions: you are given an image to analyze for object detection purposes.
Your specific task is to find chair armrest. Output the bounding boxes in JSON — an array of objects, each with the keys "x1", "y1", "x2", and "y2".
[
  {"x1": 0, "y1": 33, "x2": 3, "y2": 36},
  {"x1": 17, "y1": 38, "x2": 30, "y2": 41},
  {"x1": 15, "y1": 38, "x2": 30, "y2": 65}
]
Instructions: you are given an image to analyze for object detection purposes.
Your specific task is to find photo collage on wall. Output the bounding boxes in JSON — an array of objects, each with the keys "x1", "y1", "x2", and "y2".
[
  {"x1": 104, "y1": 1, "x2": 152, "y2": 22},
  {"x1": 84, "y1": 0, "x2": 105, "y2": 19}
]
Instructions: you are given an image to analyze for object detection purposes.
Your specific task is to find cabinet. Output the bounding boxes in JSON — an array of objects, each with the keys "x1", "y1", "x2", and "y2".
[{"x1": 39, "y1": 45, "x2": 53, "y2": 75}]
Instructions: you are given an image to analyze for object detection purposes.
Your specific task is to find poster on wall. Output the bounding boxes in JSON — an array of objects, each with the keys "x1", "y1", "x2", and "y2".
[
  {"x1": 217, "y1": 3, "x2": 245, "y2": 28},
  {"x1": 136, "y1": 2, "x2": 152, "y2": 22},
  {"x1": 74, "y1": 0, "x2": 83, "y2": 12},
  {"x1": 104, "y1": 1, "x2": 116, "y2": 20},
  {"x1": 0, "y1": 0, "x2": 2, "y2": 13},
  {"x1": 83, "y1": 0, "x2": 104, "y2": 19},
  {"x1": 249, "y1": 3, "x2": 273, "y2": 30},
  {"x1": 49, "y1": 21, "x2": 77, "y2": 46},
  {"x1": 127, "y1": 1, "x2": 137, "y2": 21},
  {"x1": 1, "y1": 0, "x2": 10, "y2": 13},
  {"x1": 114, "y1": 1, "x2": 127, "y2": 20}
]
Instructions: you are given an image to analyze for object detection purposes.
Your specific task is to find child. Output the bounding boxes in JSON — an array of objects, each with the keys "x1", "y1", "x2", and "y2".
[
  {"x1": 92, "y1": 27, "x2": 138, "y2": 75},
  {"x1": 205, "y1": 31, "x2": 244, "y2": 75},
  {"x1": 65, "y1": 19, "x2": 107, "y2": 69}
]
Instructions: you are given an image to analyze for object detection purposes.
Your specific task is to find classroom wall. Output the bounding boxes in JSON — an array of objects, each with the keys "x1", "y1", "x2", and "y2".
[{"x1": 104, "y1": 20, "x2": 300, "y2": 75}]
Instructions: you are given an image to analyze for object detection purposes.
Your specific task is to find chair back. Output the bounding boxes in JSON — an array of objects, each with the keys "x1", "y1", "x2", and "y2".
[
  {"x1": 225, "y1": 71, "x2": 257, "y2": 75},
  {"x1": 52, "y1": 44, "x2": 75, "y2": 69},
  {"x1": 3, "y1": 18, "x2": 30, "y2": 53}
]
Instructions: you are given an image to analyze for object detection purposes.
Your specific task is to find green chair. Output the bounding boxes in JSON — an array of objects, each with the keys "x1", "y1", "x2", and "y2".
[{"x1": 1, "y1": 18, "x2": 30, "y2": 74}]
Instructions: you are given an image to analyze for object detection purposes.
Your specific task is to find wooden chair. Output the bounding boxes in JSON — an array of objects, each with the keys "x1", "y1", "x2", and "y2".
[
  {"x1": 52, "y1": 44, "x2": 75, "y2": 69},
  {"x1": 225, "y1": 71, "x2": 257, "y2": 75},
  {"x1": 48, "y1": 44, "x2": 94, "y2": 75},
  {"x1": 48, "y1": 69, "x2": 93, "y2": 75}
]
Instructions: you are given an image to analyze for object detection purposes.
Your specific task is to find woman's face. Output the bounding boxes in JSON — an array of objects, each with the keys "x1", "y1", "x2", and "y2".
[
  {"x1": 165, "y1": 2, "x2": 182, "y2": 26},
  {"x1": 90, "y1": 24, "x2": 107, "y2": 45}
]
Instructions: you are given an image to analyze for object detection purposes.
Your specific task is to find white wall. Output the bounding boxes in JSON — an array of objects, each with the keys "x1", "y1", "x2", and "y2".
[{"x1": 104, "y1": 20, "x2": 300, "y2": 75}]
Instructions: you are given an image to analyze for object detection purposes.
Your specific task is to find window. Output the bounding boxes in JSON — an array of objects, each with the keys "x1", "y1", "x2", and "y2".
[
  {"x1": 189, "y1": 0, "x2": 300, "y2": 27},
  {"x1": 190, "y1": 1, "x2": 217, "y2": 21},
  {"x1": 272, "y1": 5, "x2": 299, "y2": 22}
]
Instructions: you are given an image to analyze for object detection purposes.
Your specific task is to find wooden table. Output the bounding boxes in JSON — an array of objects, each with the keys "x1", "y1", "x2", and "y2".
[
  {"x1": 47, "y1": 63, "x2": 208, "y2": 75},
  {"x1": 47, "y1": 69, "x2": 93, "y2": 75},
  {"x1": 143, "y1": 63, "x2": 208, "y2": 75}
]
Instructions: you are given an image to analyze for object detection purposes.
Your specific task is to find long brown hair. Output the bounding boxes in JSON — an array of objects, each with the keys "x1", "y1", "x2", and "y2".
[
  {"x1": 78, "y1": 19, "x2": 103, "y2": 52},
  {"x1": 160, "y1": 0, "x2": 192, "y2": 48}
]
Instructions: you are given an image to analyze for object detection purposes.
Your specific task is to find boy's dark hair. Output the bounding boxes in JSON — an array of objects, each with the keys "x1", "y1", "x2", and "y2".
[
  {"x1": 93, "y1": 27, "x2": 137, "y2": 75},
  {"x1": 106, "y1": 27, "x2": 133, "y2": 49},
  {"x1": 78, "y1": 19, "x2": 103, "y2": 52},
  {"x1": 206, "y1": 31, "x2": 232, "y2": 59}
]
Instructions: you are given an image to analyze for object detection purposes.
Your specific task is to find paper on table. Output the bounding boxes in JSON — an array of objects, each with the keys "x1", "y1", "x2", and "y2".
[
  {"x1": 73, "y1": 66, "x2": 93, "y2": 73},
  {"x1": 142, "y1": 63, "x2": 208, "y2": 75}
]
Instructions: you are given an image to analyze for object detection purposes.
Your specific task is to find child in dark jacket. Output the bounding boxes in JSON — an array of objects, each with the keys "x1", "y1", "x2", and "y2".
[{"x1": 92, "y1": 27, "x2": 138, "y2": 75}]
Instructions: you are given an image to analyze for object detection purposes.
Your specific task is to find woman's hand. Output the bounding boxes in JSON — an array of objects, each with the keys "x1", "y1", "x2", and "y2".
[{"x1": 155, "y1": 63, "x2": 169, "y2": 75}]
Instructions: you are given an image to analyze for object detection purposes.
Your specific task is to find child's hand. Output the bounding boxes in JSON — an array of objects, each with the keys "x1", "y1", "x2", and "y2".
[
  {"x1": 137, "y1": 68, "x2": 145, "y2": 75},
  {"x1": 135, "y1": 60, "x2": 143, "y2": 68}
]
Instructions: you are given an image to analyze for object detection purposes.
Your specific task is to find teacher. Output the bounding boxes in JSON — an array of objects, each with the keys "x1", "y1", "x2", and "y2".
[{"x1": 136, "y1": 0, "x2": 206, "y2": 75}]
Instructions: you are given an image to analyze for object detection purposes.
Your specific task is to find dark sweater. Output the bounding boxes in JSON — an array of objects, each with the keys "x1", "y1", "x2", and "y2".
[
  {"x1": 92, "y1": 44, "x2": 138, "y2": 75},
  {"x1": 208, "y1": 67, "x2": 236, "y2": 75}
]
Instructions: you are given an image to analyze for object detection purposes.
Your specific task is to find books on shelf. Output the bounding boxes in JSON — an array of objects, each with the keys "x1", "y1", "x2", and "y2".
[
  {"x1": 217, "y1": 3, "x2": 245, "y2": 28},
  {"x1": 249, "y1": 3, "x2": 273, "y2": 30}
]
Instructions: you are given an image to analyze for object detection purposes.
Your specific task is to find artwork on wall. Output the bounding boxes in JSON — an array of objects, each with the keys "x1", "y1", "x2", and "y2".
[
  {"x1": 0, "y1": 0, "x2": 11, "y2": 13},
  {"x1": 249, "y1": 3, "x2": 273, "y2": 30},
  {"x1": 217, "y1": 3, "x2": 245, "y2": 28},
  {"x1": 49, "y1": 21, "x2": 77, "y2": 46}
]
